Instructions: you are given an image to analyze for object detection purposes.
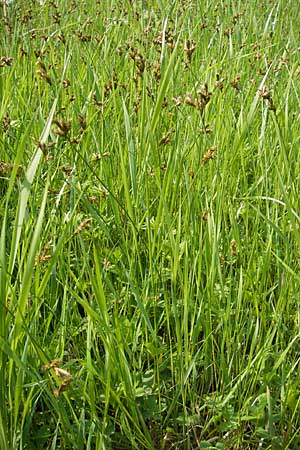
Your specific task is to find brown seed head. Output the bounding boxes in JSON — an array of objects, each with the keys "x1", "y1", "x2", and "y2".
[
  {"x1": 53, "y1": 119, "x2": 71, "y2": 136},
  {"x1": 230, "y1": 239, "x2": 237, "y2": 257},
  {"x1": 78, "y1": 114, "x2": 87, "y2": 130},
  {"x1": 231, "y1": 74, "x2": 241, "y2": 91},
  {"x1": 184, "y1": 39, "x2": 197, "y2": 61},
  {"x1": 0, "y1": 56, "x2": 13, "y2": 67},
  {"x1": 202, "y1": 146, "x2": 217, "y2": 165},
  {"x1": 41, "y1": 359, "x2": 61, "y2": 373},
  {"x1": 258, "y1": 86, "x2": 271, "y2": 100},
  {"x1": 73, "y1": 218, "x2": 92, "y2": 235}
]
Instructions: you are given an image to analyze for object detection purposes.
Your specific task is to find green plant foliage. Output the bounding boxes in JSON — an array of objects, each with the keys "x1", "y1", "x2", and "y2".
[{"x1": 1, "y1": 0, "x2": 300, "y2": 448}]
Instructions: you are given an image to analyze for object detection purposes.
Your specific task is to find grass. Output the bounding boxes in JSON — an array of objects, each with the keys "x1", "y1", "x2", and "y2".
[{"x1": 1, "y1": 0, "x2": 300, "y2": 448}]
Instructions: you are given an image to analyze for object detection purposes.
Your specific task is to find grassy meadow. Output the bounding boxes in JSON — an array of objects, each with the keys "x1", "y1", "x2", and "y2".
[{"x1": 1, "y1": 0, "x2": 300, "y2": 448}]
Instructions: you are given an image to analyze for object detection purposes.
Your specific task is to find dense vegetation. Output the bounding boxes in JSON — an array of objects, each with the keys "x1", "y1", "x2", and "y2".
[{"x1": 1, "y1": 0, "x2": 300, "y2": 448}]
